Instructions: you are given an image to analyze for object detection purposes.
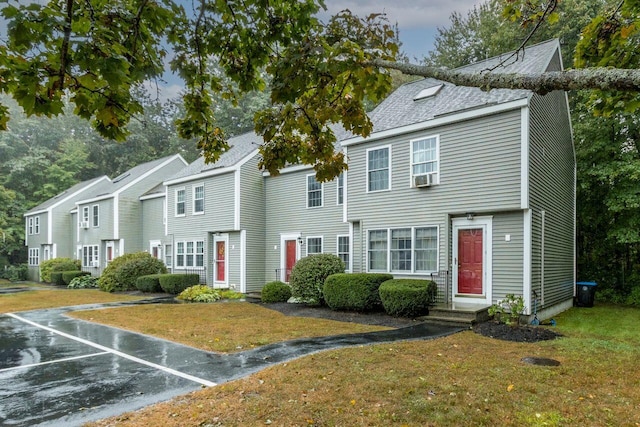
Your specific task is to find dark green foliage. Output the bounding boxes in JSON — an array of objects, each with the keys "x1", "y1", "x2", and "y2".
[
  {"x1": 50, "y1": 271, "x2": 65, "y2": 286},
  {"x1": 289, "y1": 254, "x2": 345, "y2": 305},
  {"x1": 61, "y1": 270, "x2": 90, "y2": 285},
  {"x1": 323, "y1": 273, "x2": 393, "y2": 312},
  {"x1": 40, "y1": 257, "x2": 81, "y2": 282},
  {"x1": 0, "y1": 264, "x2": 27, "y2": 282},
  {"x1": 98, "y1": 252, "x2": 167, "y2": 292},
  {"x1": 68, "y1": 275, "x2": 99, "y2": 289},
  {"x1": 159, "y1": 274, "x2": 200, "y2": 295},
  {"x1": 135, "y1": 274, "x2": 164, "y2": 293},
  {"x1": 379, "y1": 279, "x2": 437, "y2": 318},
  {"x1": 261, "y1": 281, "x2": 292, "y2": 303}
]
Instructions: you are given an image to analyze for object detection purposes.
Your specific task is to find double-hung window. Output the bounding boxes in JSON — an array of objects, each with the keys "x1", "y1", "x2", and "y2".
[
  {"x1": 34, "y1": 216, "x2": 40, "y2": 234},
  {"x1": 193, "y1": 185, "x2": 204, "y2": 214},
  {"x1": 28, "y1": 248, "x2": 39, "y2": 266},
  {"x1": 367, "y1": 146, "x2": 390, "y2": 192},
  {"x1": 411, "y1": 136, "x2": 439, "y2": 183},
  {"x1": 176, "y1": 242, "x2": 185, "y2": 267},
  {"x1": 175, "y1": 240, "x2": 204, "y2": 268},
  {"x1": 165, "y1": 244, "x2": 173, "y2": 268},
  {"x1": 306, "y1": 237, "x2": 323, "y2": 255},
  {"x1": 337, "y1": 173, "x2": 344, "y2": 205},
  {"x1": 82, "y1": 245, "x2": 99, "y2": 267},
  {"x1": 92, "y1": 205, "x2": 99, "y2": 227},
  {"x1": 176, "y1": 189, "x2": 186, "y2": 216},
  {"x1": 368, "y1": 227, "x2": 438, "y2": 273},
  {"x1": 307, "y1": 174, "x2": 323, "y2": 208},
  {"x1": 82, "y1": 206, "x2": 90, "y2": 225},
  {"x1": 28, "y1": 217, "x2": 34, "y2": 235},
  {"x1": 337, "y1": 235, "x2": 350, "y2": 271},
  {"x1": 196, "y1": 241, "x2": 204, "y2": 267}
]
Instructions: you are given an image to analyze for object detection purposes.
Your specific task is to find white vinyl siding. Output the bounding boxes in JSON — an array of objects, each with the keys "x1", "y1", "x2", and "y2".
[
  {"x1": 175, "y1": 188, "x2": 186, "y2": 216},
  {"x1": 307, "y1": 236, "x2": 323, "y2": 254},
  {"x1": 367, "y1": 146, "x2": 391, "y2": 192},
  {"x1": 193, "y1": 184, "x2": 204, "y2": 214},
  {"x1": 368, "y1": 227, "x2": 438, "y2": 274},
  {"x1": 307, "y1": 174, "x2": 323, "y2": 208},
  {"x1": 28, "y1": 248, "x2": 39, "y2": 266},
  {"x1": 411, "y1": 136, "x2": 439, "y2": 182}
]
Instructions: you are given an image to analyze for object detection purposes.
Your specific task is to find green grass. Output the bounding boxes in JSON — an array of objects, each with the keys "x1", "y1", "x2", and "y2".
[{"x1": 84, "y1": 303, "x2": 640, "y2": 427}]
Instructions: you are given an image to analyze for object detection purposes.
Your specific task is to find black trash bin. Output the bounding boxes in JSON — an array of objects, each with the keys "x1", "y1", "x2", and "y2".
[{"x1": 576, "y1": 281, "x2": 597, "y2": 307}]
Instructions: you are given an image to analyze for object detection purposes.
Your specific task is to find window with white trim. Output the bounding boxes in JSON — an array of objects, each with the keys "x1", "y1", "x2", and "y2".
[
  {"x1": 368, "y1": 227, "x2": 438, "y2": 273},
  {"x1": 28, "y1": 248, "x2": 39, "y2": 266},
  {"x1": 337, "y1": 235, "x2": 350, "y2": 270},
  {"x1": 306, "y1": 237, "x2": 323, "y2": 255},
  {"x1": 92, "y1": 204, "x2": 99, "y2": 227},
  {"x1": 307, "y1": 174, "x2": 323, "y2": 208},
  {"x1": 337, "y1": 173, "x2": 344, "y2": 205},
  {"x1": 27, "y1": 217, "x2": 33, "y2": 235},
  {"x1": 175, "y1": 240, "x2": 204, "y2": 268},
  {"x1": 34, "y1": 216, "x2": 40, "y2": 234},
  {"x1": 82, "y1": 245, "x2": 99, "y2": 267},
  {"x1": 165, "y1": 244, "x2": 173, "y2": 267},
  {"x1": 175, "y1": 188, "x2": 185, "y2": 216},
  {"x1": 193, "y1": 184, "x2": 204, "y2": 214},
  {"x1": 411, "y1": 136, "x2": 439, "y2": 182},
  {"x1": 367, "y1": 146, "x2": 390, "y2": 192},
  {"x1": 82, "y1": 206, "x2": 90, "y2": 225}
]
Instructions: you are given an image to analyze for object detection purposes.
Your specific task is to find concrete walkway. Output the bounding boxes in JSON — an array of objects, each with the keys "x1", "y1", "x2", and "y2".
[{"x1": 0, "y1": 299, "x2": 464, "y2": 426}]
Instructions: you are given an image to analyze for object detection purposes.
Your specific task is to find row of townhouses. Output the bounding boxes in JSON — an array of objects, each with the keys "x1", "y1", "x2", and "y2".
[{"x1": 24, "y1": 40, "x2": 575, "y2": 319}]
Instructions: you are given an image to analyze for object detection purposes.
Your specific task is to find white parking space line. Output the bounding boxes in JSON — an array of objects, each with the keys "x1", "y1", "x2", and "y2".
[
  {"x1": 0, "y1": 352, "x2": 110, "y2": 373},
  {"x1": 7, "y1": 313, "x2": 218, "y2": 387}
]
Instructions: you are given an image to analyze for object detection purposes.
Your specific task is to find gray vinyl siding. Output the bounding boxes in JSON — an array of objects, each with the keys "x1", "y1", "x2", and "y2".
[
  {"x1": 529, "y1": 87, "x2": 575, "y2": 309},
  {"x1": 239, "y1": 156, "x2": 266, "y2": 292},
  {"x1": 347, "y1": 110, "x2": 522, "y2": 282},
  {"x1": 265, "y1": 168, "x2": 348, "y2": 281},
  {"x1": 76, "y1": 199, "x2": 115, "y2": 246},
  {"x1": 492, "y1": 211, "x2": 524, "y2": 301},
  {"x1": 141, "y1": 197, "x2": 166, "y2": 246}
]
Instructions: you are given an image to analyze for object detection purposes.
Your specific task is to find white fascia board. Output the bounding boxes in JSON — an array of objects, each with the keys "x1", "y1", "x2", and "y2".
[
  {"x1": 262, "y1": 164, "x2": 313, "y2": 177},
  {"x1": 24, "y1": 209, "x2": 48, "y2": 217},
  {"x1": 164, "y1": 165, "x2": 235, "y2": 186},
  {"x1": 520, "y1": 106, "x2": 530, "y2": 209},
  {"x1": 114, "y1": 194, "x2": 120, "y2": 240},
  {"x1": 23, "y1": 176, "x2": 110, "y2": 217},
  {"x1": 139, "y1": 192, "x2": 166, "y2": 201},
  {"x1": 76, "y1": 194, "x2": 114, "y2": 206},
  {"x1": 342, "y1": 98, "x2": 529, "y2": 147},
  {"x1": 47, "y1": 210, "x2": 53, "y2": 243},
  {"x1": 116, "y1": 155, "x2": 183, "y2": 196},
  {"x1": 234, "y1": 169, "x2": 241, "y2": 230}
]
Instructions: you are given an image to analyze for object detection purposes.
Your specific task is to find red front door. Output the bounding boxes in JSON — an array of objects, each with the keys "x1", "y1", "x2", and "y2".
[
  {"x1": 285, "y1": 240, "x2": 297, "y2": 282},
  {"x1": 458, "y1": 228, "x2": 483, "y2": 294},
  {"x1": 216, "y1": 241, "x2": 225, "y2": 282}
]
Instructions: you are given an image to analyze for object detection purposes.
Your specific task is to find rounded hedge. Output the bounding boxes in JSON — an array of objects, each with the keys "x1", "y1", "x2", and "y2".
[
  {"x1": 159, "y1": 274, "x2": 200, "y2": 294},
  {"x1": 323, "y1": 273, "x2": 393, "y2": 312},
  {"x1": 289, "y1": 254, "x2": 345, "y2": 305},
  {"x1": 40, "y1": 257, "x2": 81, "y2": 282},
  {"x1": 379, "y1": 279, "x2": 437, "y2": 318},
  {"x1": 62, "y1": 270, "x2": 90, "y2": 285},
  {"x1": 50, "y1": 271, "x2": 66, "y2": 286},
  {"x1": 98, "y1": 252, "x2": 167, "y2": 292},
  {"x1": 261, "y1": 281, "x2": 292, "y2": 303},
  {"x1": 135, "y1": 274, "x2": 164, "y2": 293}
]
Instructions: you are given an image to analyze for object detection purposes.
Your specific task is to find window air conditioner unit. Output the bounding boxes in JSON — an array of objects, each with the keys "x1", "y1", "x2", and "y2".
[
  {"x1": 92, "y1": 260, "x2": 99, "y2": 267},
  {"x1": 414, "y1": 174, "x2": 434, "y2": 188},
  {"x1": 81, "y1": 221, "x2": 89, "y2": 229}
]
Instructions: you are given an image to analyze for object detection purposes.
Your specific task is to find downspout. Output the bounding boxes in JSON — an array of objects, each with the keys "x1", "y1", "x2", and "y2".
[{"x1": 540, "y1": 210, "x2": 545, "y2": 306}]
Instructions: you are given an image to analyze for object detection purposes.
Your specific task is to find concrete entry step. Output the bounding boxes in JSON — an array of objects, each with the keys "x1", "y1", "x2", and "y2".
[{"x1": 425, "y1": 303, "x2": 491, "y2": 325}]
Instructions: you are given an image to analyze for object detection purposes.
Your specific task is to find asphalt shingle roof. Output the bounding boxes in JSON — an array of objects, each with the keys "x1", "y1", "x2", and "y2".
[{"x1": 25, "y1": 176, "x2": 108, "y2": 214}]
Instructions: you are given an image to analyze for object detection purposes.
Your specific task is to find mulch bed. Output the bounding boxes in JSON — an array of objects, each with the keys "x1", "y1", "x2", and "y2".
[{"x1": 473, "y1": 321, "x2": 562, "y2": 342}]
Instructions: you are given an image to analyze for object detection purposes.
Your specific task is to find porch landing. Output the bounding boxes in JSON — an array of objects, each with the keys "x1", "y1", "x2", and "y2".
[{"x1": 422, "y1": 303, "x2": 492, "y2": 325}]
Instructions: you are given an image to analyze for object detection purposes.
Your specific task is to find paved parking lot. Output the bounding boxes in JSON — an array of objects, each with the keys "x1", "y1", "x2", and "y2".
[{"x1": 0, "y1": 301, "x2": 463, "y2": 426}]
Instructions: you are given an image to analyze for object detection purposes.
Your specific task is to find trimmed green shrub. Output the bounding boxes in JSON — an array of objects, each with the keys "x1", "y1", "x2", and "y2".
[
  {"x1": 323, "y1": 273, "x2": 393, "y2": 312},
  {"x1": 50, "y1": 271, "x2": 66, "y2": 286},
  {"x1": 159, "y1": 274, "x2": 200, "y2": 294},
  {"x1": 98, "y1": 252, "x2": 167, "y2": 292},
  {"x1": 136, "y1": 274, "x2": 164, "y2": 293},
  {"x1": 177, "y1": 285, "x2": 221, "y2": 302},
  {"x1": 289, "y1": 254, "x2": 345, "y2": 305},
  {"x1": 379, "y1": 279, "x2": 437, "y2": 318},
  {"x1": 261, "y1": 281, "x2": 292, "y2": 303},
  {"x1": 219, "y1": 289, "x2": 244, "y2": 300},
  {"x1": 40, "y1": 257, "x2": 81, "y2": 282},
  {"x1": 68, "y1": 275, "x2": 99, "y2": 289},
  {"x1": 62, "y1": 270, "x2": 90, "y2": 285}
]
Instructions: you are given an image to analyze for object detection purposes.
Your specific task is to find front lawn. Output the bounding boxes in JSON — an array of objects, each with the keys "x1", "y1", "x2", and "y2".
[
  {"x1": 83, "y1": 303, "x2": 640, "y2": 427},
  {"x1": 0, "y1": 287, "x2": 144, "y2": 313}
]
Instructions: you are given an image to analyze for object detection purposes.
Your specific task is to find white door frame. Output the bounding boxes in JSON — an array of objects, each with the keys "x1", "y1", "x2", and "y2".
[
  {"x1": 452, "y1": 216, "x2": 493, "y2": 305},
  {"x1": 280, "y1": 233, "x2": 301, "y2": 282},
  {"x1": 213, "y1": 233, "x2": 229, "y2": 289},
  {"x1": 149, "y1": 240, "x2": 162, "y2": 260}
]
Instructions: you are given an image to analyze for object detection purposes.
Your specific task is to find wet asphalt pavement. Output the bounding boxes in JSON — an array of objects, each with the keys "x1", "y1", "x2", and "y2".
[{"x1": 0, "y1": 298, "x2": 464, "y2": 426}]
